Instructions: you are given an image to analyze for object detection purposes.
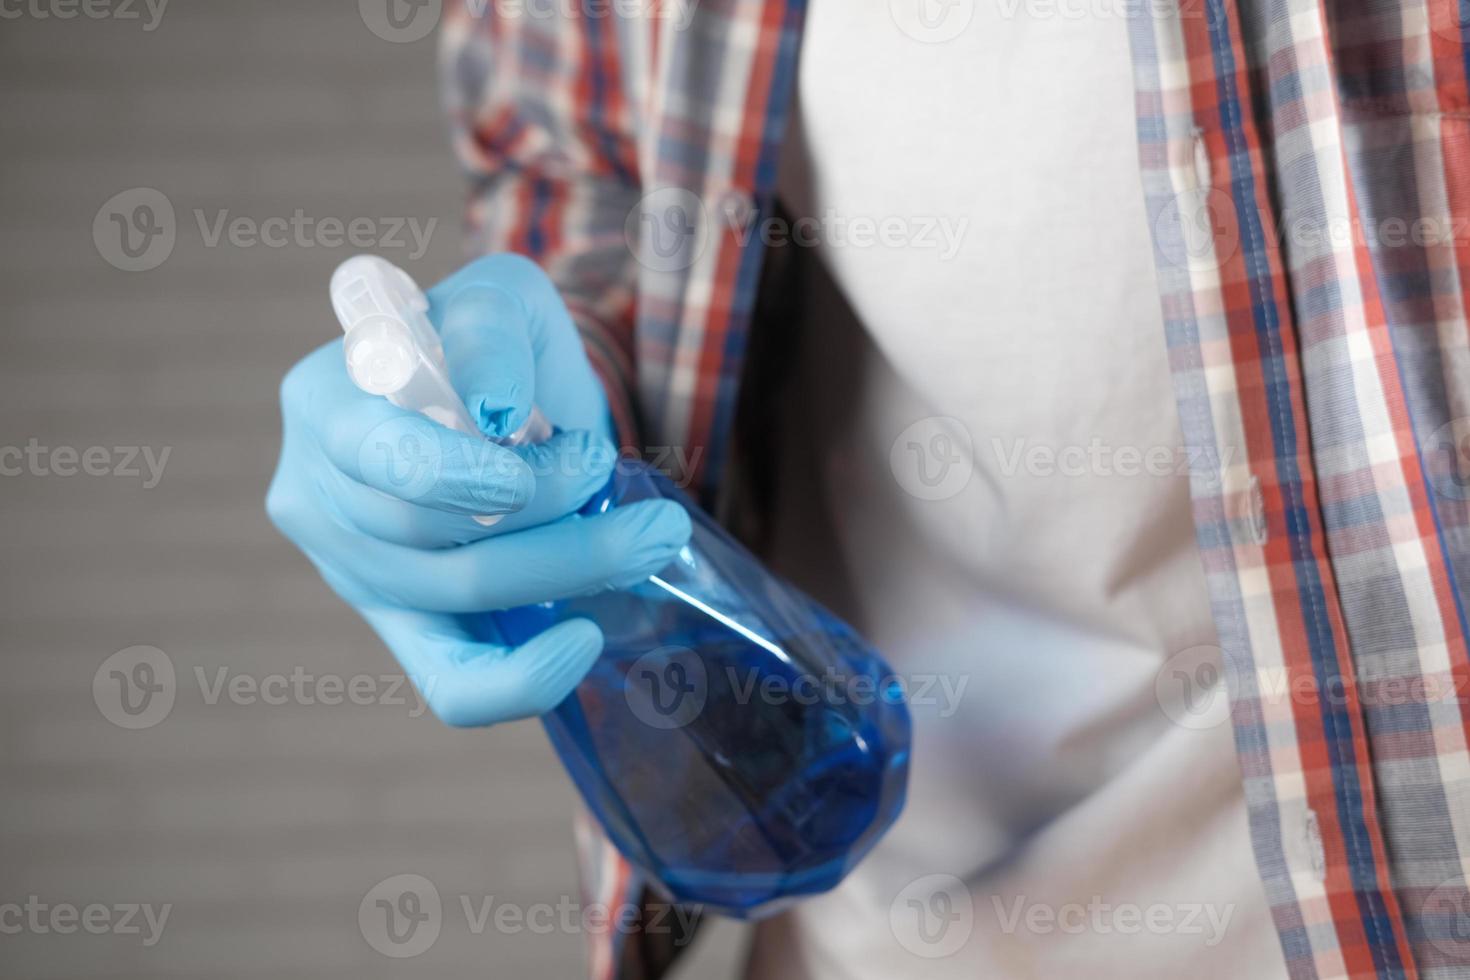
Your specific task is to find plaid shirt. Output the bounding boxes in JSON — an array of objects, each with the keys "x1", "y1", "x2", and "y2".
[{"x1": 441, "y1": 0, "x2": 1470, "y2": 977}]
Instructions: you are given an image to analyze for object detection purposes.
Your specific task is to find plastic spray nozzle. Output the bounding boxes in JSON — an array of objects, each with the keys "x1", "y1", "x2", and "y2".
[
  {"x1": 331, "y1": 255, "x2": 442, "y2": 361},
  {"x1": 329, "y1": 256, "x2": 555, "y2": 525},
  {"x1": 330, "y1": 256, "x2": 479, "y2": 432},
  {"x1": 330, "y1": 256, "x2": 505, "y2": 524}
]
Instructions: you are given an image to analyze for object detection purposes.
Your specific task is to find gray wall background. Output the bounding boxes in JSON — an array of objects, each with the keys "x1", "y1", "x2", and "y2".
[{"x1": 0, "y1": 2, "x2": 744, "y2": 976}]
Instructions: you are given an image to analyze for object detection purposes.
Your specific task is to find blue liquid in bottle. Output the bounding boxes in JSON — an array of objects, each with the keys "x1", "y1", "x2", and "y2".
[{"x1": 485, "y1": 461, "x2": 911, "y2": 918}]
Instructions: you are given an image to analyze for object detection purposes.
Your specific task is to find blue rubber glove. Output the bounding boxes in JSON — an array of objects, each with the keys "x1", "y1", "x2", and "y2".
[{"x1": 266, "y1": 254, "x2": 692, "y2": 726}]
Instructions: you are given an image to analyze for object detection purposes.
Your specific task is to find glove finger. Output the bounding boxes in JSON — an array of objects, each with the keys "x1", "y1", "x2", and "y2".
[
  {"x1": 432, "y1": 279, "x2": 537, "y2": 440},
  {"x1": 321, "y1": 498, "x2": 692, "y2": 613},
  {"x1": 311, "y1": 467, "x2": 493, "y2": 548},
  {"x1": 321, "y1": 429, "x2": 618, "y2": 549},
  {"x1": 426, "y1": 254, "x2": 611, "y2": 436},
  {"x1": 358, "y1": 605, "x2": 603, "y2": 727},
  {"x1": 294, "y1": 342, "x2": 536, "y2": 516}
]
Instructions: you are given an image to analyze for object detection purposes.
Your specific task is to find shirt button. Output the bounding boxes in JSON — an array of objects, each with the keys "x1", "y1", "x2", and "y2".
[
  {"x1": 1192, "y1": 133, "x2": 1212, "y2": 190},
  {"x1": 1247, "y1": 474, "x2": 1268, "y2": 545},
  {"x1": 1304, "y1": 808, "x2": 1326, "y2": 881}
]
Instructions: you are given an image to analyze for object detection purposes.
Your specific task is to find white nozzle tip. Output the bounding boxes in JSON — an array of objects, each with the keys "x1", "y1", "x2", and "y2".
[
  {"x1": 330, "y1": 255, "x2": 428, "y2": 333},
  {"x1": 344, "y1": 318, "x2": 417, "y2": 396}
]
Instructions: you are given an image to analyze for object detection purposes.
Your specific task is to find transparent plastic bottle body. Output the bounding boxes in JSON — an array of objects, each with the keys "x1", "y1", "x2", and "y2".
[{"x1": 482, "y1": 461, "x2": 912, "y2": 918}]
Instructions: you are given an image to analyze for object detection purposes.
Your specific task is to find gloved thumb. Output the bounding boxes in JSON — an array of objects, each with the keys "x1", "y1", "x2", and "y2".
[
  {"x1": 424, "y1": 618, "x2": 604, "y2": 727},
  {"x1": 433, "y1": 281, "x2": 537, "y2": 441}
]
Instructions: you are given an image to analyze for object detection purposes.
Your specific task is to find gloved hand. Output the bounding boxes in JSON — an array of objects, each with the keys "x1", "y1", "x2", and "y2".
[{"x1": 266, "y1": 254, "x2": 691, "y2": 726}]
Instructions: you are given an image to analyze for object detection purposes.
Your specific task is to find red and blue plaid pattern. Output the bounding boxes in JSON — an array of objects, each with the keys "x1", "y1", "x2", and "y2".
[
  {"x1": 1135, "y1": 0, "x2": 1470, "y2": 975},
  {"x1": 442, "y1": 0, "x2": 1470, "y2": 976}
]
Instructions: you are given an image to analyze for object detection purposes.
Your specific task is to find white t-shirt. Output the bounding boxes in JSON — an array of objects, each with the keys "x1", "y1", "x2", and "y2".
[{"x1": 743, "y1": 2, "x2": 1288, "y2": 977}]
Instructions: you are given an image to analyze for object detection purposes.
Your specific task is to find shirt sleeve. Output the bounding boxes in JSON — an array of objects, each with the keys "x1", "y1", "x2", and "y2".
[
  {"x1": 439, "y1": 0, "x2": 641, "y2": 444},
  {"x1": 439, "y1": 9, "x2": 703, "y2": 980}
]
